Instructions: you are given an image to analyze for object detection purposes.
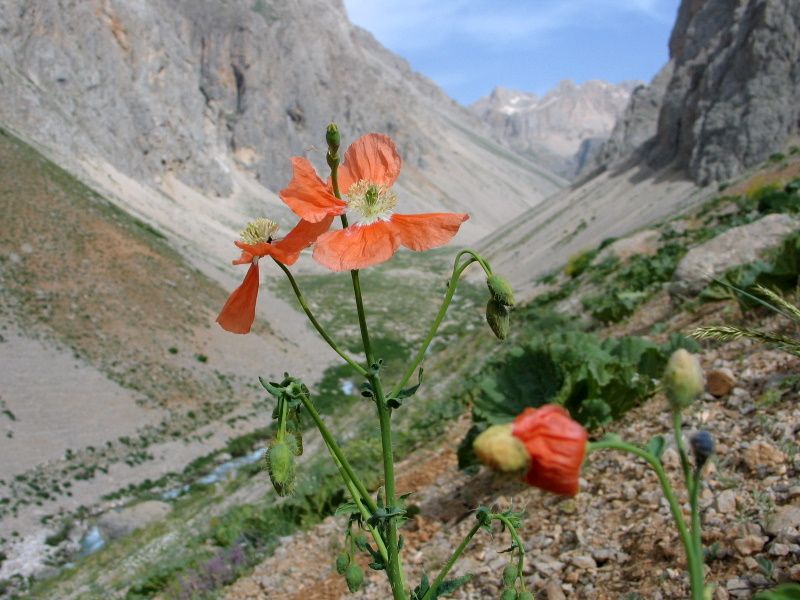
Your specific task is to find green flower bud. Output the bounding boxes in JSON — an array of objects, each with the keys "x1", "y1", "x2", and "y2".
[
  {"x1": 487, "y1": 274, "x2": 515, "y2": 307},
  {"x1": 500, "y1": 589, "x2": 518, "y2": 600},
  {"x1": 266, "y1": 439, "x2": 295, "y2": 496},
  {"x1": 353, "y1": 533, "x2": 369, "y2": 551},
  {"x1": 486, "y1": 298, "x2": 510, "y2": 340},
  {"x1": 326, "y1": 123, "x2": 341, "y2": 152},
  {"x1": 335, "y1": 552, "x2": 350, "y2": 575},
  {"x1": 286, "y1": 430, "x2": 303, "y2": 456},
  {"x1": 663, "y1": 349, "x2": 704, "y2": 413},
  {"x1": 502, "y1": 563, "x2": 519, "y2": 586},
  {"x1": 344, "y1": 563, "x2": 364, "y2": 593},
  {"x1": 518, "y1": 592, "x2": 535, "y2": 600}
]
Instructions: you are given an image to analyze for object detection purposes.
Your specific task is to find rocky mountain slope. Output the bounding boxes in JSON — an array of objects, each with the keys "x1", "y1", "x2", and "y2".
[
  {"x1": 484, "y1": 0, "x2": 800, "y2": 293},
  {"x1": 0, "y1": 0, "x2": 564, "y2": 268},
  {"x1": 471, "y1": 80, "x2": 637, "y2": 179}
]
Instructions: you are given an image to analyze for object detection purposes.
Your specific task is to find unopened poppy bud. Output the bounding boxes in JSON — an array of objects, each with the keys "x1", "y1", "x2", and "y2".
[
  {"x1": 344, "y1": 563, "x2": 364, "y2": 592},
  {"x1": 335, "y1": 552, "x2": 350, "y2": 575},
  {"x1": 518, "y1": 592, "x2": 535, "y2": 600},
  {"x1": 474, "y1": 424, "x2": 529, "y2": 473},
  {"x1": 487, "y1": 274, "x2": 515, "y2": 307},
  {"x1": 502, "y1": 563, "x2": 518, "y2": 586},
  {"x1": 500, "y1": 589, "x2": 518, "y2": 600},
  {"x1": 690, "y1": 430, "x2": 715, "y2": 470},
  {"x1": 326, "y1": 123, "x2": 341, "y2": 153},
  {"x1": 486, "y1": 299, "x2": 510, "y2": 340},
  {"x1": 266, "y1": 439, "x2": 295, "y2": 496},
  {"x1": 663, "y1": 349, "x2": 704, "y2": 412},
  {"x1": 353, "y1": 533, "x2": 369, "y2": 551}
]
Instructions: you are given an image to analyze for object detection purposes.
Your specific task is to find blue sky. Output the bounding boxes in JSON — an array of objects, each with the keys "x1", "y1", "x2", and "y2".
[{"x1": 343, "y1": 0, "x2": 681, "y2": 105}]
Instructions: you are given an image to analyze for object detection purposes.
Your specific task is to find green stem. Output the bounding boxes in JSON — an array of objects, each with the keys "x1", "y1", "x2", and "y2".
[
  {"x1": 673, "y1": 412, "x2": 694, "y2": 496},
  {"x1": 326, "y1": 440, "x2": 389, "y2": 564},
  {"x1": 588, "y1": 440, "x2": 704, "y2": 599},
  {"x1": 422, "y1": 520, "x2": 482, "y2": 600},
  {"x1": 273, "y1": 259, "x2": 368, "y2": 378},
  {"x1": 390, "y1": 252, "x2": 480, "y2": 398},
  {"x1": 495, "y1": 514, "x2": 527, "y2": 592},
  {"x1": 690, "y1": 468, "x2": 704, "y2": 582},
  {"x1": 277, "y1": 395, "x2": 288, "y2": 441},
  {"x1": 294, "y1": 390, "x2": 377, "y2": 513}
]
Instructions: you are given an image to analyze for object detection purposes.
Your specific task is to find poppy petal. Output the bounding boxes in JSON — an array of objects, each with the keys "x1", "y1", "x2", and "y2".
[
  {"x1": 280, "y1": 157, "x2": 345, "y2": 223},
  {"x1": 389, "y1": 213, "x2": 469, "y2": 252},
  {"x1": 313, "y1": 221, "x2": 400, "y2": 271},
  {"x1": 273, "y1": 216, "x2": 335, "y2": 265},
  {"x1": 338, "y1": 134, "x2": 402, "y2": 192},
  {"x1": 217, "y1": 262, "x2": 260, "y2": 334}
]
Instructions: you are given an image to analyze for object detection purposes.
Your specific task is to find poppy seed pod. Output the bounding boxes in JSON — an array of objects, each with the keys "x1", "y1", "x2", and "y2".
[
  {"x1": 663, "y1": 349, "x2": 705, "y2": 412},
  {"x1": 266, "y1": 439, "x2": 295, "y2": 496},
  {"x1": 486, "y1": 299, "x2": 511, "y2": 340},
  {"x1": 473, "y1": 424, "x2": 530, "y2": 473},
  {"x1": 487, "y1": 274, "x2": 515, "y2": 307},
  {"x1": 335, "y1": 552, "x2": 350, "y2": 575},
  {"x1": 344, "y1": 563, "x2": 364, "y2": 592}
]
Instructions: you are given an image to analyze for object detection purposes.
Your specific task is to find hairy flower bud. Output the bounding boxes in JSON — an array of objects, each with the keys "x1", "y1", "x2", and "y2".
[
  {"x1": 518, "y1": 592, "x2": 535, "y2": 600},
  {"x1": 502, "y1": 563, "x2": 518, "y2": 586},
  {"x1": 663, "y1": 349, "x2": 705, "y2": 412},
  {"x1": 266, "y1": 439, "x2": 295, "y2": 496},
  {"x1": 474, "y1": 424, "x2": 530, "y2": 473},
  {"x1": 335, "y1": 552, "x2": 350, "y2": 575},
  {"x1": 500, "y1": 589, "x2": 518, "y2": 600},
  {"x1": 486, "y1": 299, "x2": 510, "y2": 340},
  {"x1": 345, "y1": 563, "x2": 364, "y2": 592},
  {"x1": 487, "y1": 274, "x2": 515, "y2": 307},
  {"x1": 690, "y1": 430, "x2": 715, "y2": 470},
  {"x1": 326, "y1": 123, "x2": 341, "y2": 153}
]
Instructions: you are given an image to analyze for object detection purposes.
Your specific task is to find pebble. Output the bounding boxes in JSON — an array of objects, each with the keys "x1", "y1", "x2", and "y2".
[
  {"x1": 767, "y1": 506, "x2": 800, "y2": 536},
  {"x1": 716, "y1": 489, "x2": 737, "y2": 514},
  {"x1": 733, "y1": 535, "x2": 766, "y2": 555},
  {"x1": 545, "y1": 580, "x2": 566, "y2": 600},
  {"x1": 568, "y1": 554, "x2": 596, "y2": 570},
  {"x1": 707, "y1": 368, "x2": 735, "y2": 397},
  {"x1": 743, "y1": 441, "x2": 786, "y2": 472}
]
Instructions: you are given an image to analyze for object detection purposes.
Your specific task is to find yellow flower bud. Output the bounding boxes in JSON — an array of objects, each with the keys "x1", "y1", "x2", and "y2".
[
  {"x1": 473, "y1": 424, "x2": 530, "y2": 473},
  {"x1": 663, "y1": 349, "x2": 704, "y2": 412}
]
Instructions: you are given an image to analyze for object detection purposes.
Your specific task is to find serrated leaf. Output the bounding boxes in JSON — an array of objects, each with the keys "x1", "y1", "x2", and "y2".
[{"x1": 434, "y1": 574, "x2": 473, "y2": 598}]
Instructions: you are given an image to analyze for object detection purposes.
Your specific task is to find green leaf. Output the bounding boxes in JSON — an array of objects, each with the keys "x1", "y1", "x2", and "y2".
[
  {"x1": 753, "y1": 583, "x2": 800, "y2": 600},
  {"x1": 435, "y1": 574, "x2": 473, "y2": 597},
  {"x1": 644, "y1": 435, "x2": 666, "y2": 461},
  {"x1": 334, "y1": 501, "x2": 359, "y2": 517}
]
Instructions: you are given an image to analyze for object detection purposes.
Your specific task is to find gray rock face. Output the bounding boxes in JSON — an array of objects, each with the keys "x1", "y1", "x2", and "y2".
[
  {"x1": 581, "y1": 63, "x2": 674, "y2": 178},
  {"x1": 669, "y1": 213, "x2": 799, "y2": 297},
  {"x1": 471, "y1": 80, "x2": 637, "y2": 179},
  {"x1": 96, "y1": 500, "x2": 171, "y2": 541},
  {"x1": 0, "y1": 0, "x2": 563, "y2": 237},
  {"x1": 649, "y1": 0, "x2": 800, "y2": 184}
]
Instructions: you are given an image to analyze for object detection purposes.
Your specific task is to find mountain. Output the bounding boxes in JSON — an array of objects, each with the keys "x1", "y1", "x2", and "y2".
[
  {"x1": 0, "y1": 0, "x2": 564, "y2": 271},
  {"x1": 484, "y1": 0, "x2": 800, "y2": 293},
  {"x1": 470, "y1": 80, "x2": 638, "y2": 179}
]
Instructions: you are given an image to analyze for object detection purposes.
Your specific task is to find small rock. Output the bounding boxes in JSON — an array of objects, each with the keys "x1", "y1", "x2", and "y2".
[
  {"x1": 769, "y1": 542, "x2": 791, "y2": 556},
  {"x1": 532, "y1": 556, "x2": 565, "y2": 577},
  {"x1": 766, "y1": 505, "x2": 800, "y2": 536},
  {"x1": 734, "y1": 535, "x2": 766, "y2": 555},
  {"x1": 743, "y1": 441, "x2": 786, "y2": 473},
  {"x1": 545, "y1": 580, "x2": 566, "y2": 600},
  {"x1": 568, "y1": 554, "x2": 597, "y2": 570},
  {"x1": 706, "y1": 368, "x2": 735, "y2": 397},
  {"x1": 790, "y1": 564, "x2": 800, "y2": 582},
  {"x1": 714, "y1": 586, "x2": 730, "y2": 600},
  {"x1": 716, "y1": 489, "x2": 737, "y2": 514},
  {"x1": 725, "y1": 577, "x2": 751, "y2": 599}
]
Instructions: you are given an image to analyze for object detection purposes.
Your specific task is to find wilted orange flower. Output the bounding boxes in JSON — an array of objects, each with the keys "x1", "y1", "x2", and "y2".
[
  {"x1": 280, "y1": 133, "x2": 469, "y2": 271},
  {"x1": 512, "y1": 405, "x2": 588, "y2": 496},
  {"x1": 216, "y1": 218, "x2": 331, "y2": 334}
]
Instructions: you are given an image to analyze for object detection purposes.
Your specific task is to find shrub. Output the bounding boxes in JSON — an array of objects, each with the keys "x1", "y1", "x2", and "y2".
[{"x1": 564, "y1": 249, "x2": 596, "y2": 278}]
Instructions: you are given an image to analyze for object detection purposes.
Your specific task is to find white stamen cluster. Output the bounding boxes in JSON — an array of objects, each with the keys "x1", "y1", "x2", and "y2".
[
  {"x1": 240, "y1": 218, "x2": 279, "y2": 245},
  {"x1": 346, "y1": 180, "x2": 398, "y2": 225}
]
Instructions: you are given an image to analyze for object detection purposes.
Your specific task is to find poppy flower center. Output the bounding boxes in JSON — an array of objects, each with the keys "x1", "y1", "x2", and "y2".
[
  {"x1": 346, "y1": 180, "x2": 398, "y2": 225},
  {"x1": 240, "y1": 218, "x2": 279, "y2": 244}
]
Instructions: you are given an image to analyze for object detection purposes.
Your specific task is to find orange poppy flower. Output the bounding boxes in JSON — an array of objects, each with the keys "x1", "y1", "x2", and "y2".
[
  {"x1": 216, "y1": 217, "x2": 332, "y2": 334},
  {"x1": 279, "y1": 133, "x2": 469, "y2": 271},
  {"x1": 511, "y1": 405, "x2": 588, "y2": 496}
]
